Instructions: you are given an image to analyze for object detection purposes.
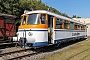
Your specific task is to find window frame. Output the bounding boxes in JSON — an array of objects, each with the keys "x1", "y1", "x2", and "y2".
[
  {"x1": 64, "y1": 20, "x2": 70, "y2": 29},
  {"x1": 70, "y1": 22, "x2": 74, "y2": 30},
  {"x1": 27, "y1": 13, "x2": 40, "y2": 25},
  {"x1": 55, "y1": 18, "x2": 63, "y2": 29},
  {"x1": 21, "y1": 15, "x2": 27, "y2": 25},
  {"x1": 39, "y1": 14, "x2": 47, "y2": 24}
]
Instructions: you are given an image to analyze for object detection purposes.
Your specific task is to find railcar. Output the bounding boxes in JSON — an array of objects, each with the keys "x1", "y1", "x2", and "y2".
[
  {"x1": 12, "y1": 10, "x2": 87, "y2": 47},
  {"x1": 0, "y1": 14, "x2": 16, "y2": 41}
]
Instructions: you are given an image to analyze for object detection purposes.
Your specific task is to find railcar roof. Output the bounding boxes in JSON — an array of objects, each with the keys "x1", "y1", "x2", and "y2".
[{"x1": 23, "y1": 10, "x2": 86, "y2": 25}]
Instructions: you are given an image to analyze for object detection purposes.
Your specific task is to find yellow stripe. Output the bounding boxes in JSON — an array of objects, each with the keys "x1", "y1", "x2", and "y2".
[{"x1": 19, "y1": 24, "x2": 48, "y2": 29}]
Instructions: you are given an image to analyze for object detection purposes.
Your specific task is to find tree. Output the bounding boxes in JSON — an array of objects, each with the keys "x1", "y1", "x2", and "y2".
[
  {"x1": 77, "y1": 16, "x2": 81, "y2": 18},
  {"x1": 72, "y1": 15, "x2": 76, "y2": 18},
  {"x1": 0, "y1": 0, "x2": 71, "y2": 20}
]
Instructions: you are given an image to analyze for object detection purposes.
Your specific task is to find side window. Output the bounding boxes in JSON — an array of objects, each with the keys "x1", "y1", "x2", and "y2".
[
  {"x1": 84, "y1": 25, "x2": 86, "y2": 30},
  {"x1": 22, "y1": 16, "x2": 26, "y2": 25},
  {"x1": 40, "y1": 14, "x2": 46, "y2": 24},
  {"x1": 81, "y1": 25, "x2": 83, "y2": 30},
  {"x1": 81, "y1": 25, "x2": 86, "y2": 30},
  {"x1": 77, "y1": 24, "x2": 80, "y2": 30},
  {"x1": 75, "y1": 23, "x2": 78, "y2": 30},
  {"x1": 56, "y1": 18, "x2": 62, "y2": 29},
  {"x1": 64, "y1": 20, "x2": 68, "y2": 29},
  {"x1": 70, "y1": 22, "x2": 74, "y2": 29}
]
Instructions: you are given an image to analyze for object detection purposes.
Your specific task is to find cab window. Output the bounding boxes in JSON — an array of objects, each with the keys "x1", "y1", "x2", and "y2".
[
  {"x1": 22, "y1": 16, "x2": 26, "y2": 25},
  {"x1": 40, "y1": 14, "x2": 46, "y2": 24},
  {"x1": 27, "y1": 14, "x2": 40, "y2": 24}
]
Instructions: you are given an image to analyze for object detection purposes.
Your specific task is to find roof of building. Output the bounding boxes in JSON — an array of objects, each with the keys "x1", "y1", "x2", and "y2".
[{"x1": 73, "y1": 18, "x2": 90, "y2": 24}]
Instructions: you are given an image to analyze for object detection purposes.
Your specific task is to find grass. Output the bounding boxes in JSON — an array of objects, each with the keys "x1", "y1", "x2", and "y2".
[{"x1": 39, "y1": 40, "x2": 90, "y2": 60}]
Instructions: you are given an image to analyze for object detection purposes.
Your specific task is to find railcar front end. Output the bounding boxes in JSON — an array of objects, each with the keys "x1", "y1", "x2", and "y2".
[{"x1": 17, "y1": 13, "x2": 48, "y2": 47}]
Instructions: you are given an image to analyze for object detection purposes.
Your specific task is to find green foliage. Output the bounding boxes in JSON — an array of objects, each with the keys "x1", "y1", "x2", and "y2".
[
  {"x1": 72, "y1": 15, "x2": 81, "y2": 18},
  {"x1": 0, "y1": 0, "x2": 71, "y2": 20},
  {"x1": 77, "y1": 16, "x2": 81, "y2": 18},
  {"x1": 0, "y1": 0, "x2": 21, "y2": 19},
  {"x1": 61, "y1": 13, "x2": 70, "y2": 18},
  {"x1": 72, "y1": 15, "x2": 77, "y2": 18}
]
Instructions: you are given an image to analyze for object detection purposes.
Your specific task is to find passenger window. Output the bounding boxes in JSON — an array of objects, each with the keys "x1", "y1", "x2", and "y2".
[
  {"x1": 81, "y1": 25, "x2": 86, "y2": 30},
  {"x1": 77, "y1": 24, "x2": 80, "y2": 30},
  {"x1": 75, "y1": 25, "x2": 77, "y2": 30},
  {"x1": 70, "y1": 22, "x2": 74, "y2": 29},
  {"x1": 83, "y1": 25, "x2": 86, "y2": 30},
  {"x1": 56, "y1": 18, "x2": 62, "y2": 29},
  {"x1": 81, "y1": 25, "x2": 83, "y2": 30},
  {"x1": 40, "y1": 14, "x2": 46, "y2": 24},
  {"x1": 64, "y1": 20, "x2": 68, "y2": 29}
]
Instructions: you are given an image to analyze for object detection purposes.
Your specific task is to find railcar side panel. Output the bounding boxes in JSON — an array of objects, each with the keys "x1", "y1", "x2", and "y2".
[
  {"x1": 0, "y1": 17, "x2": 4, "y2": 36},
  {"x1": 54, "y1": 29, "x2": 85, "y2": 44},
  {"x1": 6, "y1": 24, "x2": 15, "y2": 36},
  {"x1": 0, "y1": 17, "x2": 4, "y2": 27}
]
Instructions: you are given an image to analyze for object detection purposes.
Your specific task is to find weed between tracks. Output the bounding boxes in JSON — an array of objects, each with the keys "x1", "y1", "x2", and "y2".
[{"x1": 40, "y1": 40, "x2": 90, "y2": 60}]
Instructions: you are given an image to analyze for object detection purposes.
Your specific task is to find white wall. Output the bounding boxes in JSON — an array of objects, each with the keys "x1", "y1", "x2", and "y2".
[{"x1": 87, "y1": 24, "x2": 90, "y2": 37}]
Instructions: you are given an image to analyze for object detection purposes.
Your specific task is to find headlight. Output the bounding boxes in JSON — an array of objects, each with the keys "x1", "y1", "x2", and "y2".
[
  {"x1": 16, "y1": 33, "x2": 19, "y2": 36},
  {"x1": 28, "y1": 32, "x2": 33, "y2": 36}
]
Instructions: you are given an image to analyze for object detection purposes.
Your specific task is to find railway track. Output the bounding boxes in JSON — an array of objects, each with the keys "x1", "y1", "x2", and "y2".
[
  {"x1": 7, "y1": 52, "x2": 42, "y2": 60},
  {"x1": 0, "y1": 42, "x2": 18, "y2": 49},
  {"x1": 0, "y1": 47, "x2": 42, "y2": 60},
  {"x1": 0, "y1": 39, "x2": 87, "y2": 60}
]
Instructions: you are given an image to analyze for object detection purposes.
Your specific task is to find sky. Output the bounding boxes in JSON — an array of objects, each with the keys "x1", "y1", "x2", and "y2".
[{"x1": 42, "y1": 0, "x2": 90, "y2": 18}]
